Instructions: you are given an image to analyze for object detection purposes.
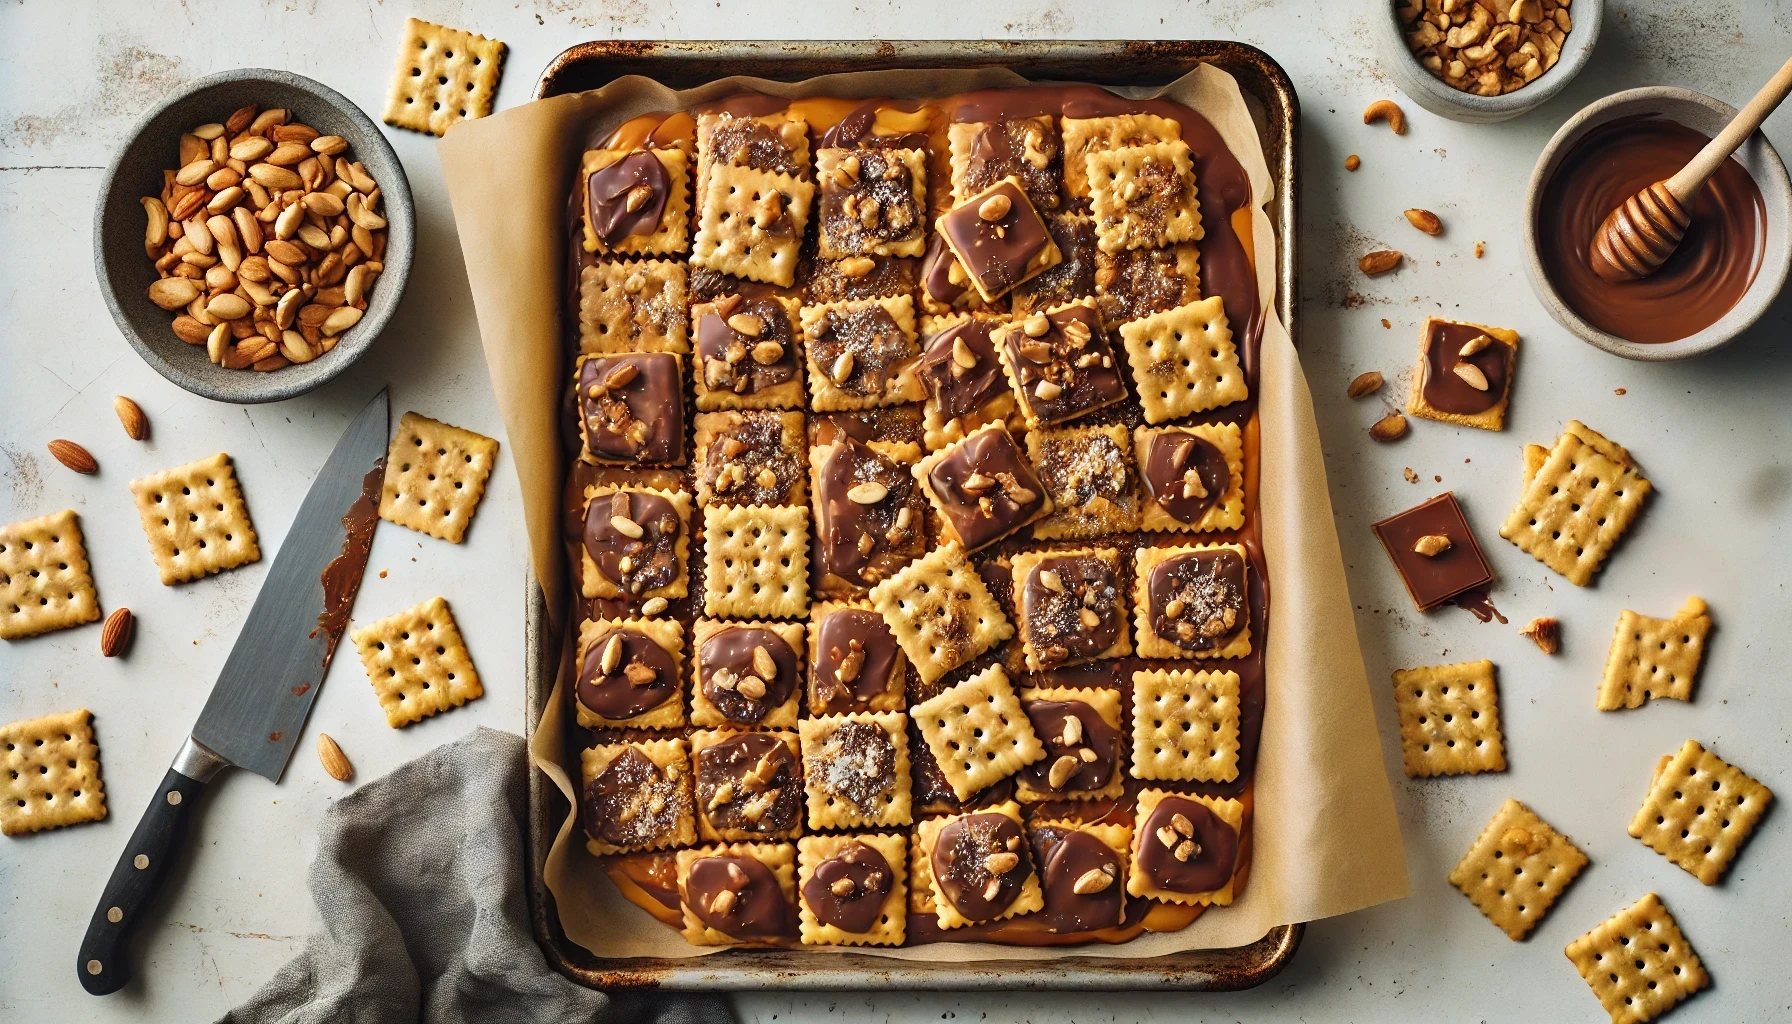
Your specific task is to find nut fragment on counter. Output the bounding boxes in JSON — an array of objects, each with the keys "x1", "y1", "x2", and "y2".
[
  {"x1": 1519, "y1": 616, "x2": 1560, "y2": 655},
  {"x1": 1397, "y1": 0, "x2": 1572, "y2": 97},
  {"x1": 1369, "y1": 412, "x2": 1409, "y2": 442},
  {"x1": 1362, "y1": 99, "x2": 1407, "y2": 134},
  {"x1": 1347, "y1": 371, "x2": 1385, "y2": 399},
  {"x1": 1359, "y1": 250, "x2": 1403, "y2": 275},
  {"x1": 141, "y1": 104, "x2": 388, "y2": 373},
  {"x1": 1344, "y1": 154, "x2": 1361, "y2": 171},
  {"x1": 1404, "y1": 208, "x2": 1443, "y2": 235}
]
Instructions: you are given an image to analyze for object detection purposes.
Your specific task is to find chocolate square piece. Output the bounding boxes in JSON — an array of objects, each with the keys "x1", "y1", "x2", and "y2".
[
  {"x1": 1012, "y1": 214, "x2": 1098, "y2": 317},
  {"x1": 799, "y1": 295, "x2": 926, "y2": 411},
  {"x1": 1372, "y1": 492, "x2": 1495, "y2": 612},
  {"x1": 947, "y1": 117, "x2": 1061, "y2": 212},
  {"x1": 1407, "y1": 317, "x2": 1520, "y2": 431},
  {"x1": 1027, "y1": 423, "x2": 1139, "y2": 541},
  {"x1": 692, "y1": 729, "x2": 804, "y2": 843},
  {"x1": 581, "y1": 149, "x2": 691, "y2": 257},
  {"x1": 576, "y1": 352, "x2": 686, "y2": 465},
  {"x1": 1010, "y1": 547, "x2": 1129, "y2": 672},
  {"x1": 693, "y1": 294, "x2": 804, "y2": 410},
  {"x1": 1094, "y1": 243, "x2": 1201, "y2": 327},
  {"x1": 918, "y1": 314, "x2": 1019, "y2": 452},
  {"x1": 807, "y1": 602, "x2": 906, "y2": 715},
  {"x1": 692, "y1": 411, "x2": 806, "y2": 508},
  {"x1": 809, "y1": 437, "x2": 927, "y2": 597},
  {"x1": 935, "y1": 179, "x2": 1062, "y2": 304},
  {"x1": 992, "y1": 298, "x2": 1126, "y2": 428},
  {"x1": 914, "y1": 424, "x2": 1053, "y2": 553},
  {"x1": 816, "y1": 148, "x2": 928, "y2": 258}
]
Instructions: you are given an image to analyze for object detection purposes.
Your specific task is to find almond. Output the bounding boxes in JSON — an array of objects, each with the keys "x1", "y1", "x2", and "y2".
[
  {"x1": 47, "y1": 440, "x2": 97, "y2": 474},
  {"x1": 752, "y1": 646, "x2": 778, "y2": 681},
  {"x1": 1359, "y1": 249, "x2": 1403, "y2": 275},
  {"x1": 1369, "y1": 412, "x2": 1409, "y2": 442},
  {"x1": 977, "y1": 193, "x2": 1012, "y2": 221},
  {"x1": 1347, "y1": 371, "x2": 1384, "y2": 399},
  {"x1": 1412, "y1": 534, "x2": 1452, "y2": 557},
  {"x1": 846, "y1": 481, "x2": 888, "y2": 505},
  {"x1": 1404, "y1": 209, "x2": 1443, "y2": 235},
  {"x1": 1072, "y1": 866, "x2": 1115, "y2": 894},
  {"x1": 100, "y1": 608, "x2": 134, "y2": 657},
  {"x1": 317, "y1": 734, "x2": 354, "y2": 782},
  {"x1": 1458, "y1": 334, "x2": 1493, "y2": 357},
  {"x1": 1452, "y1": 362, "x2": 1490, "y2": 390},
  {"x1": 113, "y1": 396, "x2": 149, "y2": 440}
]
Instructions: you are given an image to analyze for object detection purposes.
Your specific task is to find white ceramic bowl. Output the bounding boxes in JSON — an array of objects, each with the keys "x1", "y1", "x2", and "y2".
[
  {"x1": 1522, "y1": 86, "x2": 1792, "y2": 361},
  {"x1": 1374, "y1": 0, "x2": 1604, "y2": 124}
]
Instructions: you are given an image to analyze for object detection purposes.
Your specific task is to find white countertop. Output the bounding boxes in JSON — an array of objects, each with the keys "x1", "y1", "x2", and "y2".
[{"x1": 3, "y1": 1, "x2": 1790, "y2": 1021}]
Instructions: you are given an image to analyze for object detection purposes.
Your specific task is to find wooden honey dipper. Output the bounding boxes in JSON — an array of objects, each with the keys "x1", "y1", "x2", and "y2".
[{"x1": 1590, "y1": 56, "x2": 1792, "y2": 282}]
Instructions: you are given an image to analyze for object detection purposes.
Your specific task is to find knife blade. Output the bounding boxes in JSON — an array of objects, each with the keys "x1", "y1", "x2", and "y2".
[{"x1": 77, "y1": 387, "x2": 389, "y2": 995}]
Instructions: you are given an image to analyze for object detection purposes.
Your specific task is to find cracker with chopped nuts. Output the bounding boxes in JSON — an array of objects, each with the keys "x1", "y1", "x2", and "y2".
[
  {"x1": 701, "y1": 504, "x2": 810, "y2": 620},
  {"x1": 692, "y1": 411, "x2": 807, "y2": 508},
  {"x1": 1132, "y1": 543, "x2": 1253, "y2": 661},
  {"x1": 1501, "y1": 420, "x2": 1650, "y2": 587},
  {"x1": 1628, "y1": 739, "x2": 1771, "y2": 885},
  {"x1": 1015, "y1": 685, "x2": 1125, "y2": 803},
  {"x1": 799, "y1": 294, "x2": 925, "y2": 411},
  {"x1": 1130, "y1": 668, "x2": 1241, "y2": 783},
  {"x1": 1060, "y1": 112, "x2": 1181, "y2": 199},
  {"x1": 0, "y1": 510, "x2": 101, "y2": 641},
  {"x1": 915, "y1": 800, "x2": 1045, "y2": 929},
  {"x1": 947, "y1": 117, "x2": 1061, "y2": 211},
  {"x1": 690, "y1": 619, "x2": 805, "y2": 730},
  {"x1": 691, "y1": 163, "x2": 814, "y2": 287},
  {"x1": 909, "y1": 665, "x2": 1044, "y2": 802},
  {"x1": 1565, "y1": 893, "x2": 1708, "y2": 1024},
  {"x1": 807, "y1": 436, "x2": 926, "y2": 599},
  {"x1": 796, "y1": 832, "x2": 908, "y2": 947},
  {"x1": 798, "y1": 711, "x2": 912, "y2": 832},
  {"x1": 806, "y1": 254, "x2": 918, "y2": 304},
  {"x1": 0, "y1": 708, "x2": 107, "y2": 836},
  {"x1": 580, "y1": 149, "x2": 690, "y2": 257},
  {"x1": 1093, "y1": 242, "x2": 1202, "y2": 327},
  {"x1": 675, "y1": 841, "x2": 798, "y2": 947},
  {"x1": 1025, "y1": 423, "x2": 1139, "y2": 541},
  {"x1": 1126, "y1": 790, "x2": 1242, "y2": 906},
  {"x1": 1136, "y1": 423, "x2": 1246, "y2": 534},
  {"x1": 1119, "y1": 296, "x2": 1248, "y2": 422},
  {"x1": 1086, "y1": 141, "x2": 1202, "y2": 253},
  {"x1": 578, "y1": 485, "x2": 691, "y2": 604},
  {"x1": 1448, "y1": 798, "x2": 1588, "y2": 941},
  {"x1": 1026, "y1": 818, "x2": 1132, "y2": 928},
  {"x1": 690, "y1": 728, "x2": 804, "y2": 843},
  {"x1": 816, "y1": 148, "x2": 928, "y2": 258},
  {"x1": 1011, "y1": 214, "x2": 1099, "y2": 317},
  {"x1": 578, "y1": 259, "x2": 690, "y2": 354},
  {"x1": 695, "y1": 111, "x2": 811, "y2": 195},
  {"x1": 581, "y1": 738, "x2": 697, "y2": 856},
  {"x1": 992, "y1": 298, "x2": 1127, "y2": 429},
  {"x1": 806, "y1": 601, "x2": 907, "y2": 715},
  {"x1": 692, "y1": 294, "x2": 803, "y2": 410},
  {"x1": 1010, "y1": 548, "x2": 1130, "y2": 672},
  {"x1": 573, "y1": 616, "x2": 686, "y2": 730},
  {"x1": 912, "y1": 423, "x2": 1054, "y2": 553},
  {"x1": 1391, "y1": 659, "x2": 1505, "y2": 777},
  {"x1": 918, "y1": 313, "x2": 1022, "y2": 452},
  {"x1": 574, "y1": 352, "x2": 688, "y2": 466},
  {"x1": 1598, "y1": 597, "x2": 1712, "y2": 711},
  {"x1": 1406, "y1": 317, "x2": 1520, "y2": 431}
]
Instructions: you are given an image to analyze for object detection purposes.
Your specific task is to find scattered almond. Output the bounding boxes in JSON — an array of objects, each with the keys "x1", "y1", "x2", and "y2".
[
  {"x1": 100, "y1": 608, "x2": 134, "y2": 657},
  {"x1": 1519, "y1": 616, "x2": 1561, "y2": 655},
  {"x1": 1369, "y1": 412, "x2": 1409, "y2": 442},
  {"x1": 641, "y1": 597, "x2": 669, "y2": 616},
  {"x1": 1359, "y1": 250, "x2": 1403, "y2": 275},
  {"x1": 1347, "y1": 371, "x2": 1384, "y2": 399},
  {"x1": 1404, "y1": 209, "x2": 1443, "y2": 235},
  {"x1": 1403, "y1": 467, "x2": 1419, "y2": 483},
  {"x1": 47, "y1": 440, "x2": 97, "y2": 474},
  {"x1": 751, "y1": 645, "x2": 778, "y2": 681},
  {"x1": 317, "y1": 734, "x2": 354, "y2": 782}
]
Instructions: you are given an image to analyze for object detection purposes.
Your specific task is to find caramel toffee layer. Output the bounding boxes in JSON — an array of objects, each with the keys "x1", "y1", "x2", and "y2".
[
  {"x1": 1140, "y1": 430, "x2": 1229, "y2": 525},
  {"x1": 572, "y1": 83, "x2": 1273, "y2": 949},
  {"x1": 802, "y1": 840, "x2": 896, "y2": 933},
  {"x1": 696, "y1": 732, "x2": 803, "y2": 836},
  {"x1": 934, "y1": 812, "x2": 1032, "y2": 922},
  {"x1": 928, "y1": 427, "x2": 1047, "y2": 550},
  {"x1": 1420, "y1": 320, "x2": 1509, "y2": 415},
  {"x1": 1371, "y1": 491, "x2": 1495, "y2": 612},
  {"x1": 1148, "y1": 548, "x2": 1249, "y2": 652},
  {"x1": 811, "y1": 608, "x2": 902, "y2": 713},
  {"x1": 589, "y1": 151, "x2": 670, "y2": 246},
  {"x1": 700, "y1": 626, "x2": 800, "y2": 724}
]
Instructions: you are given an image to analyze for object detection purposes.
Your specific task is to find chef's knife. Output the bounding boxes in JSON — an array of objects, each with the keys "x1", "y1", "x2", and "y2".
[{"x1": 77, "y1": 388, "x2": 389, "y2": 996}]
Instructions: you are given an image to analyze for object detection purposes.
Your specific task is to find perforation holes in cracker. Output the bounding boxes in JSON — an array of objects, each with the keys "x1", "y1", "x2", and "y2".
[
  {"x1": 1120, "y1": 297, "x2": 1248, "y2": 423},
  {"x1": 1131, "y1": 668, "x2": 1241, "y2": 783},
  {"x1": 702, "y1": 505, "x2": 810, "y2": 619}
]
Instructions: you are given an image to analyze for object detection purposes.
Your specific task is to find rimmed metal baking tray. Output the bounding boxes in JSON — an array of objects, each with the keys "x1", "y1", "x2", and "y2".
[{"x1": 526, "y1": 38, "x2": 1302, "y2": 991}]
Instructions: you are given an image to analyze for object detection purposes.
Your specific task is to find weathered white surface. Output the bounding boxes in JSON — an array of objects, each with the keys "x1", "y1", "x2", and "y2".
[{"x1": 2, "y1": 1, "x2": 1790, "y2": 1021}]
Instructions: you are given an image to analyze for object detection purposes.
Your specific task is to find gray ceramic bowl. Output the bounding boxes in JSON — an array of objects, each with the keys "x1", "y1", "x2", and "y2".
[
  {"x1": 1522, "y1": 87, "x2": 1792, "y2": 361},
  {"x1": 95, "y1": 68, "x2": 412, "y2": 403},
  {"x1": 1374, "y1": 0, "x2": 1603, "y2": 124}
]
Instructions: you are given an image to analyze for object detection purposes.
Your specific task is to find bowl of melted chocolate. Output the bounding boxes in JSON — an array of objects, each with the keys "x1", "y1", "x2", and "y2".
[{"x1": 1525, "y1": 87, "x2": 1790, "y2": 359}]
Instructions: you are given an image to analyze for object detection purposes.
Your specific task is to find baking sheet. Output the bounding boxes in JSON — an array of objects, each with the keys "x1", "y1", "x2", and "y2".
[{"x1": 439, "y1": 56, "x2": 1407, "y2": 970}]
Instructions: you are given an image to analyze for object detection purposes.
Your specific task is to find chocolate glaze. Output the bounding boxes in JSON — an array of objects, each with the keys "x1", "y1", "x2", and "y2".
[
  {"x1": 587, "y1": 151, "x2": 670, "y2": 246},
  {"x1": 961, "y1": 117, "x2": 1060, "y2": 211},
  {"x1": 1140, "y1": 430, "x2": 1229, "y2": 524},
  {"x1": 312, "y1": 460, "x2": 384, "y2": 667},
  {"x1": 696, "y1": 296, "x2": 800, "y2": 397},
  {"x1": 813, "y1": 437, "x2": 926, "y2": 589},
  {"x1": 1018, "y1": 698, "x2": 1121, "y2": 794},
  {"x1": 1370, "y1": 492, "x2": 1495, "y2": 613},
  {"x1": 695, "y1": 410, "x2": 803, "y2": 506},
  {"x1": 808, "y1": 406, "x2": 925, "y2": 451},
  {"x1": 937, "y1": 179, "x2": 1052, "y2": 298},
  {"x1": 807, "y1": 254, "x2": 918, "y2": 304},
  {"x1": 811, "y1": 608, "x2": 902, "y2": 713},
  {"x1": 933, "y1": 812, "x2": 1031, "y2": 922},
  {"x1": 801, "y1": 841, "x2": 895, "y2": 933},
  {"x1": 1095, "y1": 245, "x2": 1201, "y2": 327},
  {"x1": 686, "y1": 854, "x2": 793, "y2": 939},
  {"x1": 1018, "y1": 555, "x2": 1122, "y2": 667},
  {"x1": 583, "y1": 747, "x2": 684, "y2": 849},
  {"x1": 694, "y1": 732, "x2": 802, "y2": 837},
  {"x1": 1032, "y1": 826, "x2": 1125, "y2": 932},
  {"x1": 579, "y1": 353, "x2": 685, "y2": 464},
  {"x1": 584, "y1": 489, "x2": 682, "y2": 596},
  {"x1": 819, "y1": 148, "x2": 924, "y2": 251},
  {"x1": 920, "y1": 317, "x2": 1009, "y2": 421},
  {"x1": 996, "y1": 302, "x2": 1125, "y2": 425},
  {"x1": 920, "y1": 233, "x2": 973, "y2": 307},
  {"x1": 1419, "y1": 320, "x2": 1509, "y2": 415},
  {"x1": 806, "y1": 302, "x2": 914, "y2": 401},
  {"x1": 817, "y1": 99, "x2": 930, "y2": 150},
  {"x1": 578, "y1": 628, "x2": 679, "y2": 720},
  {"x1": 1015, "y1": 215, "x2": 1098, "y2": 314},
  {"x1": 1137, "y1": 795, "x2": 1237, "y2": 895},
  {"x1": 1540, "y1": 115, "x2": 1765, "y2": 344},
  {"x1": 1147, "y1": 548, "x2": 1248, "y2": 652},
  {"x1": 703, "y1": 112, "x2": 806, "y2": 178},
  {"x1": 699, "y1": 626, "x2": 799, "y2": 724},
  {"x1": 927, "y1": 427, "x2": 1047, "y2": 551}
]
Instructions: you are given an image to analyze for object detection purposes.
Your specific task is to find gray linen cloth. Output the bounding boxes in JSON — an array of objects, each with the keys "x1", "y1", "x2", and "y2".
[{"x1": 219, "y1": 726, "x2": 733, "y2": 1024}]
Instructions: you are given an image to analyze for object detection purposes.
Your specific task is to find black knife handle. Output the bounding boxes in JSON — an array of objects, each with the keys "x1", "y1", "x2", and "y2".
[{"x1": 78, "y1": 739, "x2": 225, "y2": 995}]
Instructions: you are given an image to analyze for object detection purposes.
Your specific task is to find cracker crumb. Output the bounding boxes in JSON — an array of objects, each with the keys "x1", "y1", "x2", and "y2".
[
  {"x1": 1380, "y1": 318, "x2": 1391, "y2": 329},
  {"x1": 1474, "y1": 241, "x2": 1485, "y2": 258},
  {"x1": 1403, "y1": 467, "x2": 1418, "y2": 484},
  {"x1": 1614, "y1": 387, "x2": 1627, "y2": 395}
]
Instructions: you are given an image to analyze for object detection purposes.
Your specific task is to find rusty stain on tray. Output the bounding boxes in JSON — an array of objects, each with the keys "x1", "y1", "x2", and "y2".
[{"x1": 526, "y1": 38, "x2": 1302, "y2": 992}]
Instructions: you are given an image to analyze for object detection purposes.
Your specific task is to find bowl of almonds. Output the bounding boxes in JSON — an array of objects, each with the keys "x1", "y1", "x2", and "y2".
[{"x1": 95, "y1": 68, "x2": 412, "y2": 403}]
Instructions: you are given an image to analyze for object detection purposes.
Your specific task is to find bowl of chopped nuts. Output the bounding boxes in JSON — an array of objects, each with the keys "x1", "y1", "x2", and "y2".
[
  {"x1": 1377, "y1": 0, "x2": 1603, "y2": 124},
  {"x1": 95, "y1": 68, "x2": 413, "y2": 403}
]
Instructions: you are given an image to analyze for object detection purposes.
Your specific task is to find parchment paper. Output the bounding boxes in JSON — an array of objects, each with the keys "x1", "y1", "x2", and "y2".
[{"x1": 439, "y1": 60, "x2": 1409, "y2": 962}]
